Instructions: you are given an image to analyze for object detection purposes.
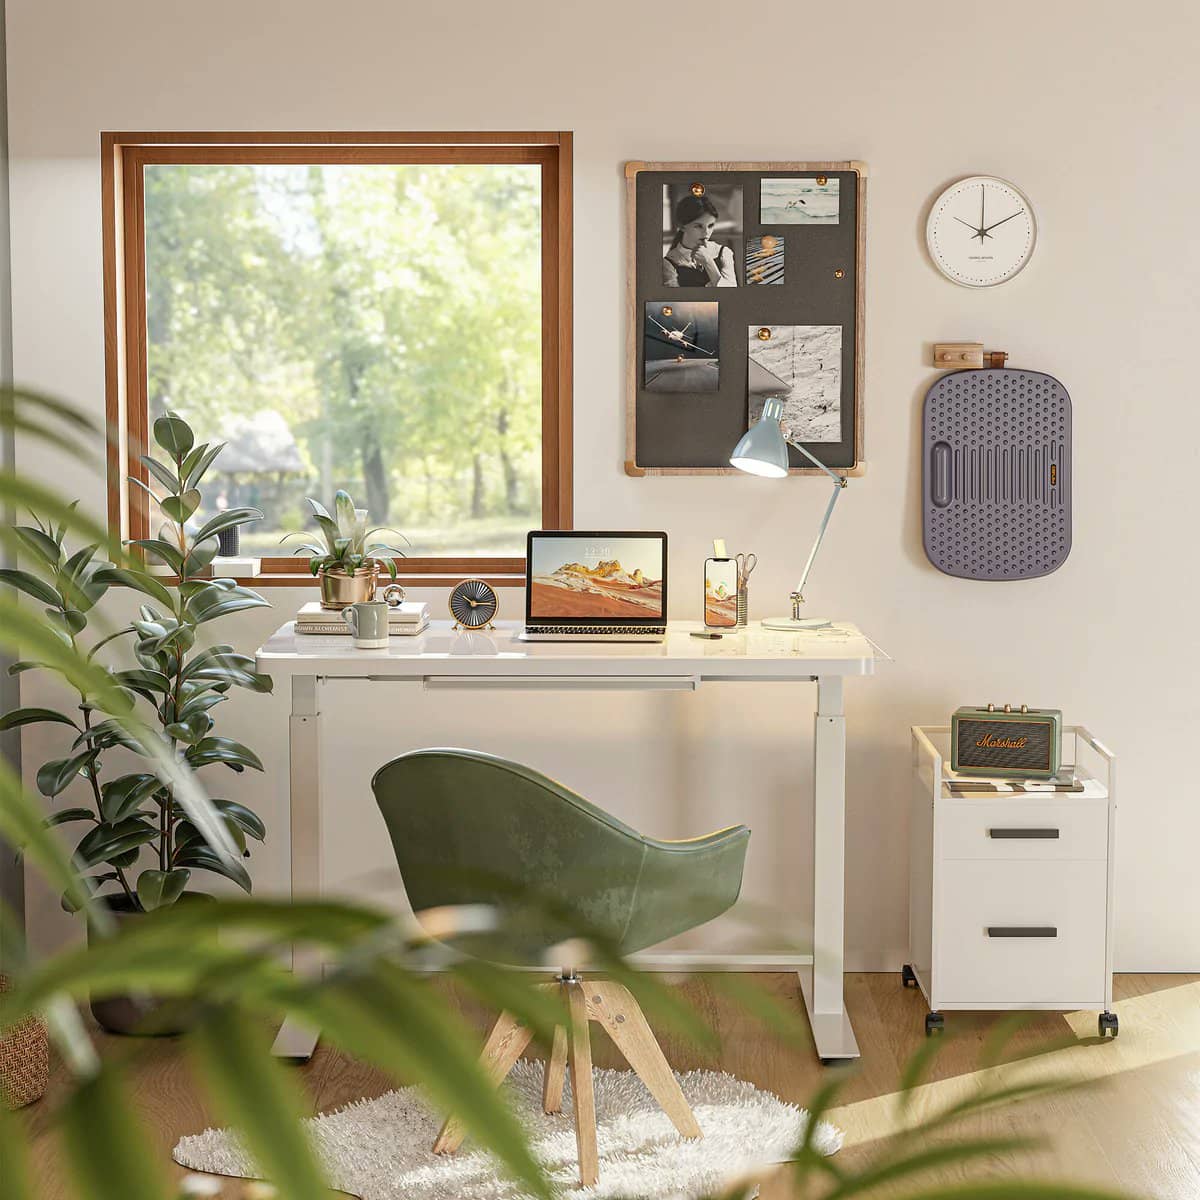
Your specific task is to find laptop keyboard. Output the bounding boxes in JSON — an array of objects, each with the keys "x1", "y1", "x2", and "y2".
[{"x1": 526, "y1": 625, "x2": 666, "y2": 636}]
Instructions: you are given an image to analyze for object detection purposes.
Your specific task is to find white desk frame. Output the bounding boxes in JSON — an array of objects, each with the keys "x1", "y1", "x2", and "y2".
[{"x1": 256, "y1": 619, "x2": 879, "y2": 1063}]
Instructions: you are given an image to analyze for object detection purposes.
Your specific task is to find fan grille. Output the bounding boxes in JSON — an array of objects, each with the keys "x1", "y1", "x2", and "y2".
[{"x1": 923, "y1": 368, "x2": 1071, "y2": 581}]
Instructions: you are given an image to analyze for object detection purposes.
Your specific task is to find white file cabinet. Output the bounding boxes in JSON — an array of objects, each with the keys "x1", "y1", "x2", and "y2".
[{"x1": 905, "y1": 725, "x2": 1118, "y2": 1038}]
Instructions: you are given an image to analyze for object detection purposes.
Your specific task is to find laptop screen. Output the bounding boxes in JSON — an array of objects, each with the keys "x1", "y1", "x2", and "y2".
[{"x1": 527, "y1": 532, "x2": 667, "y2": 623}]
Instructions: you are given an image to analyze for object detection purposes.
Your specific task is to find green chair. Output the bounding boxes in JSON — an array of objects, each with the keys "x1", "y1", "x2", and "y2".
[{"x1": 372, "y1": 748, "x2": 750, "y2": 1186}]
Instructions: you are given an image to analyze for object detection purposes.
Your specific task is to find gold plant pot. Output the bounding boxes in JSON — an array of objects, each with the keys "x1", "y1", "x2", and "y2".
[{"x1": 319, "y1": 564, "x2": 379, "y2": 610}]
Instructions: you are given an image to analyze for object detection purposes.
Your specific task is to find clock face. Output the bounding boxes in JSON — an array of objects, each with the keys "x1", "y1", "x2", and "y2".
[
  {"x1": 449, "y1": 578, "x2": 499, "y2": 629},
  {"x1": 926, "y1": 176, "x2": 1037, "y2": 287}
]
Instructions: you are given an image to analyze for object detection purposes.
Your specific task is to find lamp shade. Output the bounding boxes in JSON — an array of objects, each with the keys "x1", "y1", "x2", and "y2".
[{"x1": 729, "y1": 396, "x2": 788, "y2": 478}]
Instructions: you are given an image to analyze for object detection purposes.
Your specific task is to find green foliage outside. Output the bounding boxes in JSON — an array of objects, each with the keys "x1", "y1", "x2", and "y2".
[{"x1": 144, "y1": 162, "x2": 543, "y2": 557}]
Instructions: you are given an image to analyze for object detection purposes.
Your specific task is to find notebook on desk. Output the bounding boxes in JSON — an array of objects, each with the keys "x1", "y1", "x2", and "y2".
[{"x1": 518, "y1": 530, "x2": 667, "y2": 642}]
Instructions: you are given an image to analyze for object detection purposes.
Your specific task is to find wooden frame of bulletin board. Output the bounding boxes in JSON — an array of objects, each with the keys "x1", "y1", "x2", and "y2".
[{"x1": 625, "y1": 160, "x2": 867, "y2": 476}]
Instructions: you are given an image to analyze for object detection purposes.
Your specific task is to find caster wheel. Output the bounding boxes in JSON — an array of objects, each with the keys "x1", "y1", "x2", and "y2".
[
  {"x1": 1098, "y1": 1012, "x2": 1119, "y2": 1038},
  {"x1": 925, "y1": 1011, "x2": 945, "y2": 1037},
  {"x1": 901, "y1": 963, "x2": 918, "y2": 989}
]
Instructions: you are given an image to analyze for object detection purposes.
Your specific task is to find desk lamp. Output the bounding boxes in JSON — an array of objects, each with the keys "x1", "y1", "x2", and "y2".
[{"x1": 728, "y1": 396, "x2": 848, "y2": 631}]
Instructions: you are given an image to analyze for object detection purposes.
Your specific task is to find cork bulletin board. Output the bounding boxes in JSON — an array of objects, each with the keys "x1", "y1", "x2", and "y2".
[{"x1": 624, "y1": 161, "x2": 867, "y2": 476}]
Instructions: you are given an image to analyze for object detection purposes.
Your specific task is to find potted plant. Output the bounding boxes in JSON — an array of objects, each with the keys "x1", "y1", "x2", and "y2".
[
  {"x1": 282, "y1": 489, "x2": 408, "y2": 610},
  {"x1": 0, "y1": 411, "x2": 273, "y2": 1034}
]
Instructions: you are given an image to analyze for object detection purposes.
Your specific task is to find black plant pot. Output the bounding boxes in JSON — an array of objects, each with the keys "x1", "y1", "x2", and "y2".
[
  {"x1": 217, "y1": 524, "x2": 240, "y2": 557},
  {"x1": 86, "y1": 892, "x2": 214, "y2": 1036}
]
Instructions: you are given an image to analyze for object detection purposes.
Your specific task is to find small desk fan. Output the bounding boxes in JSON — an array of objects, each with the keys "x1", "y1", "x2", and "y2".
[{"x1": 922, "y1": 366, "x2": 1071, "y2": 580}]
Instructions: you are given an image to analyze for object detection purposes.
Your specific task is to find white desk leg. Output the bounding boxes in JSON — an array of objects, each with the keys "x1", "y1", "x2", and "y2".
[
  {"x1": 272, "y1": 674, "x2": 323, "y2": 1062},
  {"x1": 799, "y1": 675, "x2": 860, "y2": 1062}
]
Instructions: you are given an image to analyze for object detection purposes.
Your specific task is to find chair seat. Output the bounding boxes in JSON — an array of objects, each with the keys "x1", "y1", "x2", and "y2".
[{"x1": 372, "y1": 749, "x2": 750, "y2": 964}]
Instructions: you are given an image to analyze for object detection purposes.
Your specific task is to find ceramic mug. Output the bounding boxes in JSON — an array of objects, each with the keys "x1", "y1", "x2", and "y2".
[{"x1": 342, "y1": 600, "x2": 390, "y2": 649}]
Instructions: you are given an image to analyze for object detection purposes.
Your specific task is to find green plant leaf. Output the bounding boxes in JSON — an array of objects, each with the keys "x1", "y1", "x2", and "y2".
[
  {"x1": 182, "y1": 534, "x2": 220, "y2": 575},
  {"x1": 60, "y1": 1067, "x2": 173, "y2": 1200},
  {"x1": 185, "y1": 580, "x2": 270, "y2": 625},
  {"x1": 187, "y1": 1010, "x2": 329, "y2": 1200},
  {"x1": 13, "y1": 524, "x2": 62, "y2": 567},
  {"x1": 99, "y1": 773, "x2": 161, "y2": 822},
  {"x1": 193, "y1": 507, "x2": 263, "y2": 544},
  {"x1": 173, "y1": 844, "x2": 252, "y2": 891},
  {"x1": 159, "y1": 488, "x2": 201, "y2": 524},
  {"x1": 153, "y1": 411, "x2": 194, "y2": 458},
  {"x1": 74, "y1": 817, "x2": 158, "y2": 869},
  {"x1": 44, "y1": 807, "x2": 96, "y2": 828},
  {"x1": 45, "y1": 607, "x2": 88, "y2": 636},
  {"x1": 128, "y1": 538, "x2": 184, "y2": 573},
  {"x1": 0, "y1": 471, "x2": 124, "y2": 562},
  {"x1": 136, "y1": 867, "x2": 191, "y2": 911},
  {"x1": 0, "y1": 757, "x2": 99, "y2": 919},
  {"x1": 91, "y1": 566, "x2": 175, "y2": 609},
  {"x1": 139, "y1": 454, "x2": 181, "y2": 493},
  {"x1": 0, "y1": 706, "x2": 80, "y2": 733},
  {"x1": 333, "y1": 489, "x2": 356, "y2": 533},
  {"x1": 36, "y1": 749, "x2": 94, "y2": 798},
  {"x1": 113, "y1": 667, "x2": 172, "y2": 697},
  {"x1": 210, "y1": 799, "x2": 266, "y2": 841},
  {"x1": 185, "y1": 736, "x2": 264, "y2": 772},
  {"x1": 0, "y1": 566, "x2": 62, "y2": 606},
  {"x1": 184, "y1": 441, "x2": 225, "y2": 488}
]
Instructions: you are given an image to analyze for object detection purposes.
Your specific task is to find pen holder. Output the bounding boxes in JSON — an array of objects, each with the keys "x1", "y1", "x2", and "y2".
[{"x1": 736, "y1": 583, "x2": 749, "y2": 628}]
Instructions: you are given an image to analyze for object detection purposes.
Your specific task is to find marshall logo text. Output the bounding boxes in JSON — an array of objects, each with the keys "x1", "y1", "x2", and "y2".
[{"x1": 976, "y1": 733, "x2": 1029, "y2": 750}]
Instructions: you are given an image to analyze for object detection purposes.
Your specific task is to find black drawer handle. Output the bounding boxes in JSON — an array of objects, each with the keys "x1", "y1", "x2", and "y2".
[
  {"x1": 987, "y1": 926, "x2": 1058, "y2": 938},
  {"x1": 988, "y1": 828, "x2": 1060, "y2": 839}
]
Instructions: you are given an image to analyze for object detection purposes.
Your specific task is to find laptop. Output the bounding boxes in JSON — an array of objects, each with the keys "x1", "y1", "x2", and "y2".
[{"x1": 519, "y1": 531, "x2": 668, "y2": 642}]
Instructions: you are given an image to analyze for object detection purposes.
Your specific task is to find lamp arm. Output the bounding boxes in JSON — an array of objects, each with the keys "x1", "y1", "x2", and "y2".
[{"x1": 784, "y1": 437, "x2": 847, "y2": 603}]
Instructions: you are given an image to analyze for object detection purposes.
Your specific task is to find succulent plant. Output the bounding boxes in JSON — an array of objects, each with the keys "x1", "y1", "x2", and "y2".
[{"x1": 282, "y1": 489, "x2": 408, "y2": 579}]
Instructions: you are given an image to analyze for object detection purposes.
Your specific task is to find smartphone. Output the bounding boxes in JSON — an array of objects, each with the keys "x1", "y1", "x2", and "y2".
[{"x1": 704, "y1": 557, "x2": 738, "y2": 628}]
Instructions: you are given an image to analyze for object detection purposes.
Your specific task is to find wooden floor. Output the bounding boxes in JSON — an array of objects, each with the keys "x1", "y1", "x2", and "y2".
[{"x1": 18, "y1": 972, "x2": 1200, "y2": 1199}]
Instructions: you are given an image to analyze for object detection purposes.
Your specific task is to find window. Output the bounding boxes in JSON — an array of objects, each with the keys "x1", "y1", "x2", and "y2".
[{"x1": 103, "y1": 133, "x2": 572, "y2": 582}]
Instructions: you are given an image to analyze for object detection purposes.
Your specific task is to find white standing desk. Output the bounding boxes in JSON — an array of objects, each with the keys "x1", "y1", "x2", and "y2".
[{"x1": 255, "y1": 619, "x2": 880, "y2": 1063}]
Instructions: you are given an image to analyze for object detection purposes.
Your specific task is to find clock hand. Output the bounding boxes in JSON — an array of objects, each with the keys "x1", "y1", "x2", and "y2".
[
  {"x1": 981, "y1": 210, "x2": 1023, "y2": 235},
  {"x1": 980, "y1": 184, "x2": 985, "y2": 239},
  {"x1": 953, "y1": 216, "x2": 979, "y2": 234}
]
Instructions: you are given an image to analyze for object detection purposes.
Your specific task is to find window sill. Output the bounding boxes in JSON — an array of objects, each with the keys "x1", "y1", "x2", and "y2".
[{"x1": 151, "y1": 572, "x2": 527, "y2": 589}]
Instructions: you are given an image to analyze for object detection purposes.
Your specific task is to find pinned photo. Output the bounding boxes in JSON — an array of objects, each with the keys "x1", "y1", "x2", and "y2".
[
  {"x1": 644, "y1": 302, "x2": 719, "y2": 393},
  {"x1": 661, "y1": 182, "x2": 743, "y2": 287},
  {"x1": 746, "y1": 234, "x2": 784, "y2": 285},
  {"x1": 760, "y1": 177, "x2": 840, "y2": 225},
  {"x1": 747, "y1": 324, "x2": 842, "y2": 441}
]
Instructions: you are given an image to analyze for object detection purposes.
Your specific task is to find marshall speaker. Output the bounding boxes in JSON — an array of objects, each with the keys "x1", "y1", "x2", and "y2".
[
  {"x1": 923, "y1": 368, "x2": 1071, "y2": 580},
  {"x1": 951, "y1": 704, "x2": 1063, "y2": 780}
]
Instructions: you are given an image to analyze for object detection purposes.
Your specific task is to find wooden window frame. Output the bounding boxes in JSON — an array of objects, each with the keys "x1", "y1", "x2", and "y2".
[{"x1": 101, "y1": 131, "x2": 573, "y2": 587}]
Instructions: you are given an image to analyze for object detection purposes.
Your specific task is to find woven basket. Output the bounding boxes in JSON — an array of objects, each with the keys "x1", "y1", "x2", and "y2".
[{"x1": 0, "y1": 973, "x2": 48, "y2": 1108}]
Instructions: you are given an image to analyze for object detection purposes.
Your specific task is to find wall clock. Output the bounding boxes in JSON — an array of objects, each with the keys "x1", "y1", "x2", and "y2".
[
  {"x1": 449, "y1": 578, "x2": 499, "y2": 630},
  {"x1": 925, "y1": 176, "x2": 1037, "y2": 287}
]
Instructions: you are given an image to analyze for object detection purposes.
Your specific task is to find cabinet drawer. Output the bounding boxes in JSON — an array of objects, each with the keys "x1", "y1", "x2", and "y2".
[
  {"x1": 938, "y1": 799, "x2": 1108, "y2": 861},
  {"x1": 935, "y1": 859, "x2": 1107, "y2": 1005}
]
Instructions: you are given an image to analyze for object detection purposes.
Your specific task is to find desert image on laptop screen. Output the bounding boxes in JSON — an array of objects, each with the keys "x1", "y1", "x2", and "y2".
[{"x1": 530, "y1": 537, "x2": 664, "y2": 619}]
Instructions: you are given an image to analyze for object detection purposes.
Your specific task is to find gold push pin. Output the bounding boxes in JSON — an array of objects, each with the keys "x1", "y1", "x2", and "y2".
[
  {"x1": 661, "y1": 305, "x2": 672, "y2": 316},
  {"x1": 816, "y1": 175, "x2": 828, "y2": 185},
  {"x1": 690, "y1": 181, "x2": 705, "y2": 196},
  {"x1": 834, "y1": 269, "x2": 845, "y2": 279},
  {"x1": 757, "y1": 327, "x2": 772, "y2": 340}
]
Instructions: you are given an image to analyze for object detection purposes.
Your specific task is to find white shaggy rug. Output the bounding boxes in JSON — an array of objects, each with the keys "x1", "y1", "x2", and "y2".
[{"x1": 174, "y1": 1061, "x2": 842, "y2": 1199}]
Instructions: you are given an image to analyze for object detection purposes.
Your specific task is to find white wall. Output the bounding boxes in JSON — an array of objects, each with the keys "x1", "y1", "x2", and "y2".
[{"x1": 7, "y1": 0, "x2": 1199, "y2": 969}]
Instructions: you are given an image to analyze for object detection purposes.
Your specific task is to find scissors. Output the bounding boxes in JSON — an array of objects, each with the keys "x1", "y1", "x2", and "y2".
[{"x1": 735, "y1": 552, "x2": 758, "y2": 587}]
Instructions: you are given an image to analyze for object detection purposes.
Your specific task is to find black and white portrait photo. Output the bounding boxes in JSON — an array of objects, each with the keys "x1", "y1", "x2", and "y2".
[{"x1": 661, "y1": 183, "x2": 743, "y2": 287}]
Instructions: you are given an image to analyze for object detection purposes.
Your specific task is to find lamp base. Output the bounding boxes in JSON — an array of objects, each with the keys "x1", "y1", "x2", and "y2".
[{"x1": 762, "y1": 616, "x2": 832, "y2": 631}]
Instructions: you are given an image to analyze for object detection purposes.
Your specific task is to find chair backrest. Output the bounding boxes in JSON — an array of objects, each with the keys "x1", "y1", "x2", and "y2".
[{"x1": 371, "y1": 749, "x2": 652, "y2": 959}]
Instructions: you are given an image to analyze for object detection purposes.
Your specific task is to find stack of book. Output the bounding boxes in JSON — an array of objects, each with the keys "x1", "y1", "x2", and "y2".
[{"x1": 294, "y1": 600, "x2": 430, "y2": 637}]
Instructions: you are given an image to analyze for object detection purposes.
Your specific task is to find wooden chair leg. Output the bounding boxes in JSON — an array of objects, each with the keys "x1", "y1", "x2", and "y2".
[
  {"x1": 567, "y1": 983, "x2": 599, "y2": 1186},
  {"x1": 586, "y1": 979, "x2": 702, "y2": 1140},
  {"x1": 433, "y1": 1009, "x2": 535, "y2": 1155},
  {"x1": 542, "y1": 1022, "x2": 568, "y2": 1114}
]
